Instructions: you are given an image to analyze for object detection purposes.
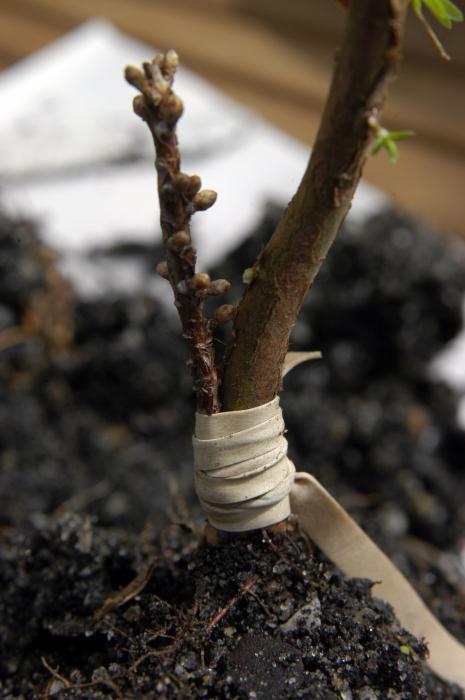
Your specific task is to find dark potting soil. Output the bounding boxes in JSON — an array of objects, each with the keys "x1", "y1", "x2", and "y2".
[
  {"x1": 0, "y1": 205, "x2": 465, "y2": 698},
  {"x1": 1, "y1": 515, "x2": 463, "y2": 699}
]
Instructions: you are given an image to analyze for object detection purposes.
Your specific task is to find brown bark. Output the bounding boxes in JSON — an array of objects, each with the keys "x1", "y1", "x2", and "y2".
[
  {"x1": 125, "y1": 54, "x2": 227, "y2": 414},
  {"x1": 221, "y1": 0, "x2": 410, "y2": 411}
]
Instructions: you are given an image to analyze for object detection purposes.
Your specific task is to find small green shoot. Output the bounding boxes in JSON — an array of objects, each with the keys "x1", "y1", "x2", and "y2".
[
  {"x1": 242, "y1": 267, "x2": 256, "y2": 284},
  {"x1": 411, "y1": 0, "x2": 463, "y2": 28},
  {"x1": 411, "y1": 0, "x2": 463, "y2": 59},
  {"x1": 370, "y1": 127, "x2": 415, "y2": 164}
]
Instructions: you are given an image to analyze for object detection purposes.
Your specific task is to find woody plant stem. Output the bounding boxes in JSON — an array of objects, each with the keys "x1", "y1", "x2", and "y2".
[
  {"x1": 126, "y1": 0, "x2": 409, "y2": 420},
  {"x1": 125, "y1": 53, "x2": 230, "y2": 415},
  {"x1": 222, "y1": 0, "x2": 410, "y2": 410}
]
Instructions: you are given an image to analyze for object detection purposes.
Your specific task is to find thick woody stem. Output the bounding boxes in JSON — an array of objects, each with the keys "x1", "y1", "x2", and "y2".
[
  {"x1": 221, "y1": 0, "x2": 410, "y2": 411},
  {"x1": 125, "y1": 53, "x2": 226, "y2": 414}
]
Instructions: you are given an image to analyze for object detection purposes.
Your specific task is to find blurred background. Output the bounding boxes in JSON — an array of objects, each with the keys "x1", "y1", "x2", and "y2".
[{"x1": 0, "y1": 0, "x2": 464, "y2": 239}]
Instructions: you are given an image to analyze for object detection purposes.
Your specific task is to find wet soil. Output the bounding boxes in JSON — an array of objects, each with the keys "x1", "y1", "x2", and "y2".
[{"x1": 1, "y1": 205, "x2": 465, "y2": 698}]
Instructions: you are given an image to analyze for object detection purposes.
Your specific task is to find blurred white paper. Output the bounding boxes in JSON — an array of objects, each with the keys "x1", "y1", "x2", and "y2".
[{"x1": 0, "y1": 19, "x2": 385, "y2": 274}]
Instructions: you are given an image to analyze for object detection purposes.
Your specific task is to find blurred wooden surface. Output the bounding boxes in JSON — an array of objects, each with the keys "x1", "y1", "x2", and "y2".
[{"x1": 1, "y1": 0, "x2": 464, "y2": 238}]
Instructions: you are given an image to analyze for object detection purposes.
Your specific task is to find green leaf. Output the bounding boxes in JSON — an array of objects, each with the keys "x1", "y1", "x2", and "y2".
[
  {"x1": 370, "y1": 127, "x2": 414, "y2": 163},
  {"x1": 424, "y1": 0, "x2": 453, "y2": 26},
  {"x1": 386, "y1": 139, "x2": 400, "y2": 163},
  {"x1": 442, "y1": 0, "x2": 464, "y2": 21},
  {"x1": 371, "y1": 135, "x2": 386, "y2": 156},
  {"x1": 413, "y1": 0, "x2": 463, "y2": 27},
  {"x1": 388, "y1": 130, "x2": 416, "y2": 142}
]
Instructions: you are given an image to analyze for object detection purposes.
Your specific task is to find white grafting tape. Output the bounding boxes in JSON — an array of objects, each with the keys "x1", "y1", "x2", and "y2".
[
  {"x1": 193, "y1": 350, "x2": 320, "y2": 531},
  {"x1": 193, "y1": 396, "x2": 295, "y2": 531}
]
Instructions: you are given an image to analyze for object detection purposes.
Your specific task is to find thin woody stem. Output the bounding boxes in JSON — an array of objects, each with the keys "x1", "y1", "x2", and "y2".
[
  {"x1": 125, "y1": 53, "x2": 229, "y2": 414},
  {"x1": 221, "y1": 0, "x2": 410, "y2": 411}
]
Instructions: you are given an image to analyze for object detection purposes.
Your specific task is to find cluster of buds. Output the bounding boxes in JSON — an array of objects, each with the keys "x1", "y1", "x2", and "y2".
[
  {"x1": 173, "y1": 172, "x2": 217, "y2": 215},
  {"x1": 156, "y1": 265, "x2": 231, "y2": 301},
  {"x1": 174, "y1": 173, "x2": 202, "y2": 199},
  {"x1": 155, "y1": 228, "x2": 233, "y2": 322},
  {"x1": 188, "y1": 273, "x2": 230, "y2": 299},
  {"x1": 126, "y1": 50, "x2": 233, "y2": 411},
  {"x1": 125, "y1": 51, "x2": 183, "y2": 127}
]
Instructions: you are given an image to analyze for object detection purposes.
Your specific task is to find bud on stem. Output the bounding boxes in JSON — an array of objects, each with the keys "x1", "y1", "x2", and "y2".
[
  {"x1": 189, "y1": 272, "x2": 211, "y2": 291},
  {"x1": 174, "y1": 173, "x2": 202, "y2": 199},
  {"x1": 207, "y1": 279, "x2": 230, "y2": 296},
  {"x1": 213, "y1": 304, "x2": 236, "y2": 325},
  {"x1": 168, "y1": 231, "x2": 190, "y2": 252},
  {"x1": 193, "y1": 189, "x2": 217, "y2": 211},
  {"x1": 155, "y1": 261, "x2": 170, "y2": 279}
]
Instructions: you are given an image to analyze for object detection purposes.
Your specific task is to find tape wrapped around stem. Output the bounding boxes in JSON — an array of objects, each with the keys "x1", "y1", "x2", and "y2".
[
  {"x1": 194, "y1": 396, "x2": 295, "y2": 531},
  {"x1": 192, "y1": 352, "x2": 465, "y2": 689}
]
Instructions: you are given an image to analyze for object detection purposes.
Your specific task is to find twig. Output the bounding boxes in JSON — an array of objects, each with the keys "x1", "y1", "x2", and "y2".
[
  {"x1": 93, "y1": 556, "x2": 156, "y2": 622},
  {"x1": 413, "y1": 5, "x2": 451, "y2": 60},
  {"x1": 129, "y1": 645, "x2": 179, "y2": 674},
  {"x1": 221, "y1": 0, "x2": 410, "y2": 410},
  {"x1": 41, "y1": 656, "x2": 71, "y2": 695},
  {"x1": 100, "y1": 618, "x2": 140, "y2": 645},
  {"x1": 246, "y1": 588, "x2": 273, "y2": 618},
  {"x1": 205, "y1": 575, "x2": 258, "y2": 634},
  {"x1": 125, "y1": 52, "x2": 230, "y2": 414}
]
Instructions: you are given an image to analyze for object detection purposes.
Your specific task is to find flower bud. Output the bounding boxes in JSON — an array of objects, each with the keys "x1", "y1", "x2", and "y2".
[
  {"x1": 145, "y1": 59, "x2": 169, "y2": 95},
  {"x1": 189, "y1": 272, "x2": 211, "y2": 291},
  {"x1": 207, "y1": 279, "x2": 230, "y2": 296},
  {"x1": 163, "y1": 50, "x2": 179, "y2": 79},
  {"x1": 125, "y1": 65, "x2": 146, "y2": 91},
  {"x1": 168, "y1": 231, "x2": 190, "y2": 252},
  {"x1": 165, "y1": 49, "x2": 179, "y2": 66},
  {"x1": 174, "y1": 173, "x2": 201, "y2": 198},
  {"x1": 192, "y1": 189, "x2": 217, "y2": 211},
  {"x1": 155, "y1": 261, "x2": 170, "y2": 279},
  {"x1": 132, "y1": 95, "x2": 149, "y2": 120},
  {"x1": 143, "y1": 60, "x2": 153, "y2": 79},
  {"x1": 242, "y1": 267, "x2": 256, "y2": 284},
  {"x1": 160, "y1": 94, "x2": 183, "y2": 126},
  {"x1": 213, "y1": 304, "x2": 235, "y2": 325},
  {"x1": 185, "y1": 175, "x2": 202, "y2": 198}
]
